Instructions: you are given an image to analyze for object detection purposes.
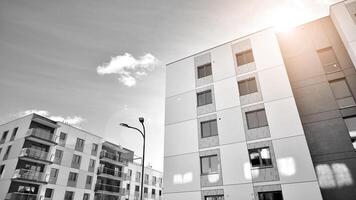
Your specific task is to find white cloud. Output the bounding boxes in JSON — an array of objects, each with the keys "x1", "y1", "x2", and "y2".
[
  {"x1": 16, "y1": 110, "x2": 84, "y2": 125},
  {"x1": 97, "y1": 53, "x2": 158, "y2": 87}
]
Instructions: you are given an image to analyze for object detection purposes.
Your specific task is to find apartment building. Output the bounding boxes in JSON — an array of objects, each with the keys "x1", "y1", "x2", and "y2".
[
  {"x1": 164, "y1": 1, "x2": 356, "y2": 200},
  {"x1": 123, "y1": 163, "x2": 163, "y2": 200},
  {"x1": 0, "y1": 114, "x2": 162, "y2": 200}
]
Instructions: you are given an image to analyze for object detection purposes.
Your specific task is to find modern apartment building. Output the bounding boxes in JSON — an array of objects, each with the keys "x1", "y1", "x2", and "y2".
[
  {"x1": 123, "y1": 163, "x2": 163, "y2": 200},
  {"x1": 0, "y1": 114, "x2": 163, "y2": 200},
  {"x1": 164, "y1": 1, "x2": 356, "y2": 200}
]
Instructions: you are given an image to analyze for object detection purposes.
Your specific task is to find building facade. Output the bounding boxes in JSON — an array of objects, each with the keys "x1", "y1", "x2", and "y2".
[
  {"x1": 0, "y1": 114, "x2": 163, "y2": 200},
  {"x1": 164, "y1": 1, "x2": 356, "y2": 200}
]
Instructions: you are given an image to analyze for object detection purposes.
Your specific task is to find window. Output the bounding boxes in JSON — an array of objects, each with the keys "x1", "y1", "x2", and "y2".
[
  {"x1": 144, "y1": 174, "x2": 149, "y2": 184},
  {"x1": 10, "y1": 127, "x2": 18, "y2": 141},
  {"x1": 329, "y1": 79, "x2": 356, "y2": 109},
  {"x1": 0, "y1": 131, "x2": 8, "y2": 144},
  {"x1": 67, "y1": 172, "x2": 78, "y2": 187},
  {"x1": 248, "y1": 147, "x2": 272, "y2": 168},
  {"x1": 86, "y1": 175, "x2": 92, "y2": 185},
  {"x1": 83, "y1": 193, "x2": 90, "y2": 200},
  {"x1": 236, "y1": 49, "x2": 254, "y2": 66},
  {"x1": 201, "y1": 119, "x2": 218, "y2": 138},
  {"x1": 159, "y1": 190, "x2": 162, "y2": 196},
  {"x1": 135, "y1": 185, "x2": 140, "y2": 192},
  {"x1": 197, "y1": 63, "x2": 212, "y2": 78},
  {"x1": 59, "y1": 132, "x2": 67, "y2": 146},
  {"x1": 54, "y1": 149, "x2": 63, "y2": 164},
  {"x1": 152, "y1": 176, "x2": 157, "y2": 184},
  {"x1": 3, "y1": 145, "x2": 11, "y2": 160},
  {"x1": 71, "y1": 154, "x2": 81, "y2": 169},
  {"x1": 345, "y1": 117, "x2": 356, "y2": 150},
  {"x1": 197, "y1": 90, "x2": 213, "y2": 106},
  {"x1": 258, "y1": 191, "x2": 283, "y2": 200},
  {"x1": 238, "y1": 78, "x2": 258, "y2": 96},
  {"x1": 49, "y1": 168, "x2": 59, "y2": 184},
  {"x1": 128, "y1": 169, "x2": 132, "y2": 176},
  {"x1": 317, "y1": 47, "x2": 340, "y2": 73},
  {"x1": 246, "y1": 109, "x2": 268, "y2": 129},
  {"x1": 127, "y1": 183, "x2": 130, "y2": 190},
  {"x1": 200, "y1": 155, "x2": 219, "y2": 174},
  {"x1": 144, "y1": 187, "x2": 148, "y2": 194},
  {"x1": 64, "y1": 191, "x2": 74, "y2": 200},
  {"x1": 75, "y1": 138, "x2": 85, "y2": 152},
  {"x1": 136, "y1": 172, "x2": 141, "y2": 182},
  {"x1": 88, "y1": 159, "x2": 95, "y2": 172},
  {"x1": 44, "y1": 188, "x2": 53, "y2": 199},
  {"x1": 205, "y1": 195, "x2": 224, "y2": 200},
  {"x1": 0, "y1": 165, "x2": 5, "y2": 177},
  {"x1": 91, "y1": 143, "x2": 98, "y2": 155},
  {"x1": 152, "y1": 189, "x2": 156, "y2": 196}
]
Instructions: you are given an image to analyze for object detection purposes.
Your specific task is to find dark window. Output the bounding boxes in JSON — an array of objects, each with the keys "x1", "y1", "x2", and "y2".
[
  {"x1": 205, "y1": 195, "x2": 224, "y2": 200},
  {"x1": 197, "y1": 90, "x2": 213, "y2": 106},
  {"x1": 88, "y1": 159, "x2": 95, "y2": 172},
  {"x1": 0, "y1": 131, "x2": 8, "y2": 144},
  {"x1": 236, "y1": 49, "x2": 254, "y2": 66},
  {"x1": 317, "y1": 47, "x2": 340, "y2": 73},
  {"x1": 91, "y1": 143, "x2": 98, "y2": 155},
  {"x1": 3, "y1": 145, "x2": 11, "y2": 160},
  {"x1": 64, "y1": 191, "x2": 74, "y2": 200},
  {"x1": 71, "y1": 154, "x2": 81, "y2": 169},
  {"x1": 201, "y1": 119, "x2": 218, "y2": 138},
  {"x1": 329, "y1": 79, "x2": 356, "y2": 109},
  {"x1": 258, "y1": 191, "x2": 283, "y2": 200},
  {"x1": 59, "y1": 132, "x2": 67, "y2": 146},
  {"x1": 44, "y1": 188, "x2": 53, "y2": 198},
  {"x1": 0, "y1": 165, "x2": 5, "y2": 177},
  {"x1": 248, "y1": 147, "x2": 272, "y2": 168},
  {"x1": 135, "y1": 185, "x2": 140, "y2": 192},
  {"x1": 10, "y1": 127, "x2": 18, "y2": 141},
  {"x1": 54, "y1": 149, "x2": 63, "y2": 164},
  {"x1": 86, "y1": 175, "x2": 92, "y2": 185},
  {"x1": 152, "y1": 189, "x2": 156, "y2": 195},
  {"x1": 197, "y1": 63, "x2": 212, "y2": 78},
  {"x1": 75, "y1": 138, "x2": 85, "y2": 152},
  {"x1": 49, "y1": 168, "x2": 59, "y2": 184},
  {"x1": 68, "y1": 172, "x2": 78, "y2": 182},
  {"x1": 200, "y1": 155, "x2": 219, "y2": 174},
  {"x1": 127, "y1": 183, "x2": 130, "y2": 190},
  {"x1": 83, "y1": 193, "x2": 90, "y2": 200},
  {"x1": 159, "y1": 190, "x2": 162, "y2": 196},
  {"x1": 144, "y1": 187, "x2": 148, "y2": 194},
  {"x1": 238, "y1": 78, "x2": 258, "y2": 96},
  {"x1": 246, "y1": 109, "x2": 268, "y2": 129}
]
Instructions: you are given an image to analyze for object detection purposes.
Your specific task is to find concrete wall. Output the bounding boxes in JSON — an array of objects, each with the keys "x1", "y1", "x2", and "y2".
[{"x1": 278, "y1": 16, "x2": 356, "y2": 200}]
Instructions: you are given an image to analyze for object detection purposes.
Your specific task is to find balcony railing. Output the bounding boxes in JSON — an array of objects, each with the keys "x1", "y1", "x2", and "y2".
[
  {"x1": 97, "y1": 166, "x2": 125, "y2": 178},
  {"x1": 100, "y1": 151, "x2": 129, "y2": 165},
  {"x1": 6, "y1": 192, "x2": 39, "y2": 200},
  {"x1": 13, "y1": 169, "x2": 48, "y2": 183},
  {"x1": 19, "y1": 148, "x2": 53, "y2": 162},
  {"x1": 26, "y1": 128, "x2": 57, "y2": 144},
  {"x1": 95, "y1": 183, "x2": 126, "y2": 195}
]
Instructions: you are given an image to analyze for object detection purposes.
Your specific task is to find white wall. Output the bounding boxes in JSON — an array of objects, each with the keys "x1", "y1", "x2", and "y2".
[
  {"x1": 166, "y1": 58, "x2": 195, "y2": 98},
  {"x1": 281, "y1": 181, "x2": 323, "y2": 200},
  {"x1": 165, "y1": 91, "x2": 197, "y2": 125},
  {"x1": 164, "y1": 191, "x2": 201, "y2": 200},
  {"x1": 211, "y1": 43, "x2": 236, "y2": 81},
  {"x1": 217, "y1": 107, "x2": 246, "y2": 145}
]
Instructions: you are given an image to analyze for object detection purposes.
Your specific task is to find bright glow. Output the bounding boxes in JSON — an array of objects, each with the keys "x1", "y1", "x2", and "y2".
[
  {"x1": 316, "y1": 163, "x2": 353, "y2": 189},
  {"x1": 173, "y1": 172, "x2": 193, "y2": 184},
  {"x1": 16, "y1": 110, "x2": 84, "y2": 125},
  {"x1": 207, "y1": 173, "x2": 220, "y2": 183},
  {"x1": 277, "y1": 157, "x2": 296, "y2": 176},
  {"x1": 243, "y1": 162, "x2": 252, "y2": 180},
  {"x1": 332, "y1": 164, "x2": 353, "y2": 187}
]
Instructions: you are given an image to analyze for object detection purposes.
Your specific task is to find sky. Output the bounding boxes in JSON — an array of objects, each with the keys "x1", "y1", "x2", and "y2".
[{"x1": 0, "y1": 0, "x2": 341, "y2": 171}]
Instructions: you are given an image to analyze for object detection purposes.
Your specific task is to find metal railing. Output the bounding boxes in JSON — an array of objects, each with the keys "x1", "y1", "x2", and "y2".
[
  {"x1": 95, "y1": 183, "x2": 126, "y2": 195},
  {"x1": 99, "y1": 151, "x2": 129, "y2": 164},
  {"x1": 97, "y1": 166, "x2": 125, "y2": 178},
  {"x1": 19, "y1": 148, "x2": 53, "y2": 162},
  {"x1": 6, "y1": 192, "x2": 39, "y2": 200},
  {"x1": 13, "y1": 169, "x2": 48, "y2": 182},
  {"x1": 26, "y1": 128, "x2": 57, "y2": 143}
]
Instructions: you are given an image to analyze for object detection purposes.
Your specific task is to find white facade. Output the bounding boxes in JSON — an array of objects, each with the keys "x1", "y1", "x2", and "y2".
[{"x1": 164, "y1": 28, "x2": 323, "y2": 200}]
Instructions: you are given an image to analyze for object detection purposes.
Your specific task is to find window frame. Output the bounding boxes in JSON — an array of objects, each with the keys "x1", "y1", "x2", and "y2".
[
  {"x1": 200, "y1": 119, "x2": 218, "y2": 138},
  {"x1": 10, "y1": 127, "x2": 18, "y2": 141},
  {"x1": 246, "y1": 109, "x2": 268, "y2": 129},
  {"x1": 197, "y1": 63, "x2": 212, "y2": 79},
  {"x1": 204, "y1": 195, "x2": 224, "y2": 200},
  {"x1": 236, "y1": 49, "x2": 254, "y2": 66},
  {"x1": 197, "y1": 90, "x2": 213, "y2": 107},
  {"x1": 258, "y1": 190, "x2": 283, "y2": 200},
  {"x1": 248, "y1": 147, "x2": 273, "y2": 168},
  {"x1": 238, "y1": 77, "x2": 258, "y2": 96},
  {"x1": 200, "y1": 154, "x2": 219, "y2": 175}
]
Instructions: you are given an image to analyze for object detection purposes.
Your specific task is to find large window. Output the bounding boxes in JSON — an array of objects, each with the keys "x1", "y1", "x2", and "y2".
[
  {"x1": 54, "y1": 149, "x2": 63, "y2": 164},
  {"x1": 201, "y1": 119, "x2": 218, "y2": 138},
  {"x1": 246, "y1": 109, "x2": 268, "y2": 129},
  {"x1": 71, "y1": 154, "x2": 81, "y2": 169},
  {"x1": 10, "y1": 127, "x2": 18, "y2": 141},
  {"x1": 236, "y1": 49, "x2": 254, "y2": 66},
  {"x1": 205, "y1": 195, "x2": 224, "y2": 200},
  {"x1": 329, "y1": 79, "x2": 356, "y2": 109},
  {"x1": 258, "y1": 191, "x2": 283, "y2": 200},
  {"x1": 88, "y1": 159, "x2": 95, "y2": 172},
  {"x1": 135, "y1": 185, "x2": 140, "y2": 192},
  {"x1": 91, "y1": 143, "x2": 98, "y2": 156},
  {"x1": 64, "y1": 191, "x2": 74, "y2": 200},
  {"x1": 75, "y1": 138, "x2": 85, "y2": 152},
  {"x1": 44, "y1": 188, "x2": 53, "y2": 199},
  {"x1": 238, "y1": 78, "x2": 258, "y2": 96},
  {"x1": 249, "y1": 147, "x2": 272, "y2": 168},
  {"x1": 59, "y1": 132, "x2": 67, "y2": 146},
  {"x1": 67, "y1": 172, "x2": 78, "y2": 187},
  {"x1": 197, "y1": 63, "x2": 212, "y2": 78},
  {"x1": 197, "y1": 90, "x2": 213, "y2": 106},
  {"x1": 200, "y1": 155, "x2": 219, "y2": 174},
  {"x1": 317, "y1": 47, "x2": 340, "y2": 73},
  {"x1": 49, "y1": 168, "x2": 59, "y2": 184},
  {"x1": 345, "y1": 117, "x2": 356, "y2": 150}
]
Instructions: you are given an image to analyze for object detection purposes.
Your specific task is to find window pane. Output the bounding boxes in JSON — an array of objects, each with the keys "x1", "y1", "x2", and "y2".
[
  {"x1": 198, "y1": 66, "x2": 205, "y2": 78},
  {"x1": 205, "y1": 90, "x2": 212, "y2": 104},
  {"x1": 238, "y1": 81, "x2": 248, "y2": 96},
  {"x1": 260, "y1": 148, "x2": 272, "y2": 166},
  {"x1": 210, "y1": 120, "x2": 218, "y2": 136},
  {"x1": 246, "y1": 111, "x2": 259, "y2": 129},
  {"x1": 201, "y1": 157, "x2": 210, "y2": 174},
  {"x1": 246, "y1": 50, "x2": 254, "y2": 63},
  {"x1": 249, "y1": 149, "x2": 261, "y2": 167},
  {"x1": 201, "y1": 121, "x2": 211, "y2": 137},
  {"x1": 257, "y1": 109, "x2": 268, "y2": 127},
  {"x1": 247, "y1": 78, "x2": 258, "y2": 94},
  {"x1": 197, "y1": 93, "x2": 205, "y2": 106},
  {"x1": 236, "y1": 53, "x2": 245, "y2": 66},
  {"x1": 210, "y1": 156, "x2": 219, "y2": 173},
  {"x1": 205, "y1": 64, "x2": 212, "y2": 76},
  {"x1": 258, "y1": 191, "x2": 283, "y2": 200}
]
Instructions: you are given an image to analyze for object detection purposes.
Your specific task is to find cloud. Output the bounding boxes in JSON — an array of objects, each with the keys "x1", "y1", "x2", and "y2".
[
  {"x1": 16, "y1": 109, "x2": 84, "y2": 125},
  {"x1": 97, "y1": 53, "x2": 158, "y2": 87}
]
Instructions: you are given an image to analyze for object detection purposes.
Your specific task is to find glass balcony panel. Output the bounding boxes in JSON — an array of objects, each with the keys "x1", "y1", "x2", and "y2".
[
  {"x1": 13, "y1": 169, "x2": 48, "y2": 182},
  {"x1": 26, "y1": 129, "x2": 57, "y2": 143}
]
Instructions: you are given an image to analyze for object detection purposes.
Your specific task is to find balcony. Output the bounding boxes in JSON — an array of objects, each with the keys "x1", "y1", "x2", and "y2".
[
  {"x1": 97, "y1": 167, "x2": 125, "y2": 179},
  {"x1": 12, "y1": 169, "x2": 48, "y2": 184},
  {"x1": 6, "y1": 192, "x2": 39, "y2": 200},
  {"x1": 99, "y1": 151, "x2": 129, "y2": 166},
  {"x1": 26, "y1": 129, "x2": 57, "y2": 145},
  {"x1": 19, "y1": 148, "x2": 53, "y2": 163},
  {"x1": 95, "y1": 183, "x2": 126, "y2": 196}
]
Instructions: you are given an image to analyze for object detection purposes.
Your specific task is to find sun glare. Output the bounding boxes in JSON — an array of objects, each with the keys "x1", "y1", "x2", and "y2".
[{"x1": 271, "y1": 3, "x2": 308, "y2": 32}]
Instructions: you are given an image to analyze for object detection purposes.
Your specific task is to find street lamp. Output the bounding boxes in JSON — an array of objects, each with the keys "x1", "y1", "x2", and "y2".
[{"x1": 120, "y1": 117, "x2": 145, "y2": 200}]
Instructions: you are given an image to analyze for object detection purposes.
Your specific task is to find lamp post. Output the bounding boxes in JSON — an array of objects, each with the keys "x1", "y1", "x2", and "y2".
[{"x1": 120, "y1": 117, "x2": 145, "y2": 200}]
